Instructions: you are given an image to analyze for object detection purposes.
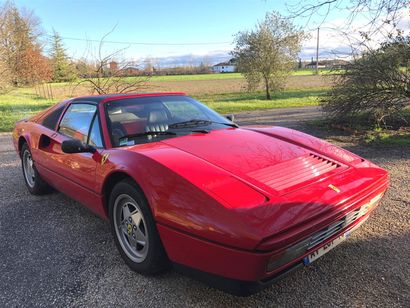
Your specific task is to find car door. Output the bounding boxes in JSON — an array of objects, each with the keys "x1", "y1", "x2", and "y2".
[{"x1": 40, "y1": 102, "x2": 104, "y2": 206}]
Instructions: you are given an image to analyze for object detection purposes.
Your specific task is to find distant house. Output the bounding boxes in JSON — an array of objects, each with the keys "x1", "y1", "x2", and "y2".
[
  {"x1": 304, "y1": 58, "x2": 348, "y2": 69},
  {"x1": 108, "y1": 61, "x2": 141, "y2": 76},
  {"x1": 305, "y1": 61, "x2": 327, "y2": 69},
  {"x1": 122, "y1": 66, "x2": 140, "y2": 76},
  {"x1": 212, "y1": 59, "x2": 236, "y2": 73},
  {"x1": 109, "y1": 61, "x2": 118, "y2": 71}
]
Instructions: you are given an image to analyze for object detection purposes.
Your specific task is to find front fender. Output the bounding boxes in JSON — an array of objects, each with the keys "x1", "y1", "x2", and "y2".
[{"x1": 96, "y1": 145, "x2": 267, "y2": 251}]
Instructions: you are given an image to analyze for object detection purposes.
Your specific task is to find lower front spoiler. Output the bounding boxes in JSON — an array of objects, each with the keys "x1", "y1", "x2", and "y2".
[{"x1": 173, "y1": 260, "x2": 303, "y2": 297}]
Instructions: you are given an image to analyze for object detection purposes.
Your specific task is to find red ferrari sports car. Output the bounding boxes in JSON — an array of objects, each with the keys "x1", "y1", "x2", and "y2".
[{"x1": 12, "y1": 93, "x2": 388, "y2": 295}]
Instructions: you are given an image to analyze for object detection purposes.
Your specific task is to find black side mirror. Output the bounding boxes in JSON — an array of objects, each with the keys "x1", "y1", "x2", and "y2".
[
  {"x1": 226, "y1": 114, "x2": 235, "y2": 122},
  {"x1": 62, "y1": 139, "x2": 96, "y2": 154}
]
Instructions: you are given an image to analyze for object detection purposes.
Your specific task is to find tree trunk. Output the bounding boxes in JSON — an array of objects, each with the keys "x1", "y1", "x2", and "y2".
[{"x1": 265, "y1": 78, "x2": 271, "y2": 100}]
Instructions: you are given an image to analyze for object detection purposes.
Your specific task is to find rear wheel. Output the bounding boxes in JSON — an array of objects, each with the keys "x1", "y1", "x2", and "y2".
[
  {"x1": 21, "y1": 143, "x2": 51, "y2": 195},
  {"x1": 109, "y1": 179, "x2": 169, "y2": 274}
]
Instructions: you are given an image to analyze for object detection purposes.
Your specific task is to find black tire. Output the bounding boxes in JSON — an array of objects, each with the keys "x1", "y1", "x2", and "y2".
[
  {"x1": 21, "y1": 143, "x2": 52, "y2": 195},
  {"x1": 109, "y1": 178, "x2": 169, "y2": 274}
]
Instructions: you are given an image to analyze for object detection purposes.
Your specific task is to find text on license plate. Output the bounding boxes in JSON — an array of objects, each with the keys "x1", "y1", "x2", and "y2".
[{"x1": 303, "y1": 232, "x2": 350, "y2": 265}]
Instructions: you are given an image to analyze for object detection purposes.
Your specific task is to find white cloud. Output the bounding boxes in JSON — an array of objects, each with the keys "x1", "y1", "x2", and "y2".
[
  {"x1": 68, "y1": 9, "x2": 409, "y2": 66},
  {"x1": 300, "y1": 8, "x2": 410, "y2": 60}
]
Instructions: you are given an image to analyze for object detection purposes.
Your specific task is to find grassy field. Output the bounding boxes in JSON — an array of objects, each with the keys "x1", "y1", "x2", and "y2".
[
  {"x1": 0, "y1": 85, "x2": 328, "y2": 132},
  {"x1": 127, "y1": 68, "x2": 337, "y2": 82},
  {"x1": 0, "y1": 72, "x2": 333, "y2": 132},
  {"x1": 193, "y1": 88, "x2": 326, "y2": 114},
  {"x1": 0, "y1": 88, "x2": 50, "y2": 132}
]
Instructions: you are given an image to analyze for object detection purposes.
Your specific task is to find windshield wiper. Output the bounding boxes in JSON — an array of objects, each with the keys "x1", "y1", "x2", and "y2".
[
  {"x1": 169, "y1": 119, "x2": 238, "y2": 129},
  {"x1": 119, "y1": 131, "x2": 177, "y2": 141},
  {"x1": 218, "y1": 121, "x2": 239, "y2": 128},
  {"x1": 169, "y1": 119, "x2": 212, "y2": 128}
]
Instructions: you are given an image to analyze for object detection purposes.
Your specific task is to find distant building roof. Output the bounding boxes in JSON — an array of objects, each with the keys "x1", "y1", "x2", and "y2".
[
  {"x1": 122, "y1": 66, "x2": 140, "y2": 70},
  {"x1": 213, "y1": 62, "x2": 234, "y2": 67},
  {"x1": 213, "y1": 58, "x2": 236, "y2": 67},
  {"x1": 306, "y1": 61, "x2": 326, "y2": 66}
]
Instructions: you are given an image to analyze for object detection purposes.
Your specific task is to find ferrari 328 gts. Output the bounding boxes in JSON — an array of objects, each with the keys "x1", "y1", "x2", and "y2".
[{"x1": 12, "y1": 93, "x2": 388, "y2": 295}]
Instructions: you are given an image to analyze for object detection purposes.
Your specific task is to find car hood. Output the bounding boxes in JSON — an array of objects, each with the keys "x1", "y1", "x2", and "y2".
[
  {"x1": 162, "y1": 128, "x2": 345, "y2": 196},
  {"x1": 163, "y1": 128, "x2": 307, "y2": 174}
]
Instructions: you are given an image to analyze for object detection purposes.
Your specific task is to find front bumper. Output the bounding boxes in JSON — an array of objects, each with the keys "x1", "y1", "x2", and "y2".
[{"x1": 157, "y1": 183, "x2": 388, "y2": 294}]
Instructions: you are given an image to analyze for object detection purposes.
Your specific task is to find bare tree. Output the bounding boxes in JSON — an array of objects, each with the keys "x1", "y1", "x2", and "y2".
[
  {"x1": 77, "y1": 28, "x2": 150, "y2": 95},
  {"x1": 288, "y1": 0, "x2": 407, "y2": 32},
  {"x1": 232, "y1": 12, "x2": 306, "y2": 99},
  {"x1": 0, "y1": 14, "x2": 11, "y2": 92},
  {"x1": 321, "y1": 34, "x2": 410, "y2": 128},
  {"x1": 285, "y1": 0, "x2": 408, "y2": 61}
]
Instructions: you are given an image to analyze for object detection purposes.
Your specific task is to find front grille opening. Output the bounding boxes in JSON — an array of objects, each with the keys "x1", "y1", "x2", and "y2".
[{"x1": 308, "y1": 206, "x2": 363, "y2": 250}]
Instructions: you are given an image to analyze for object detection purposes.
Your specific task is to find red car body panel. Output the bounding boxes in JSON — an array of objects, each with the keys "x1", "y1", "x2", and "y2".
[{"x1": 12, "y1": 93, "x2": 389, "y2": 284}]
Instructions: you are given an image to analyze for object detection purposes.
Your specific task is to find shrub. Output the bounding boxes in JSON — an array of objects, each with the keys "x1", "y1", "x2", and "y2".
[{"x1": 321, "y1": 36, "x2": 410, "y2": 128}]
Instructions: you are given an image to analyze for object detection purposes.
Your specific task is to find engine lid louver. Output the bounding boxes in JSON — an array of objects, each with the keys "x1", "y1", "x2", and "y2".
[{"x1": 247, "y1": 153, "x2": 343, "y2": 192}]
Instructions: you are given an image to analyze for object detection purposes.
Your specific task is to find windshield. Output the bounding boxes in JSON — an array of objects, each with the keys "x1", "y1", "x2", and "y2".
[{"x1": 105, "y1": 95, "x2": 234, "y2": 147}]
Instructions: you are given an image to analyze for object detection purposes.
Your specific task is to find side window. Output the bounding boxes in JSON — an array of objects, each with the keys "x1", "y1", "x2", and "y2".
[
  {"x1": 41, "y1": 105, "x2": 66, "y2": 130},
  {"x1": 58, "y1": 104, "x2": 96, "y2": 143},
  {"x1": 89, "y1": 115, "x2": 103, "y2": 148}
]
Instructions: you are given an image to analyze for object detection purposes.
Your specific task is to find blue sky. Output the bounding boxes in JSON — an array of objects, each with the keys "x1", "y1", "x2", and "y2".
[{"x1": 11, "y1": 0, "x2": 409, "y2": 66}]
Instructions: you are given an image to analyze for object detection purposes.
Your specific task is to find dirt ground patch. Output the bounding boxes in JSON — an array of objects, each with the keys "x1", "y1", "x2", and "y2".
[
  {"x1": 53, "y1": 74, "x2": 334, "y2": 98},
  {"x1": 147, "y1": 74, "x2": 333, "y2": 94}
]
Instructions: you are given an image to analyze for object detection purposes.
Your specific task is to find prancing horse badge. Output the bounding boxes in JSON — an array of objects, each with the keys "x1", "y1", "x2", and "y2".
[
  {"x1": 328, "y1": 184, "x2": 341, "y2": 193},
  {"x1": 101, "y1": 153, "x2": 110, "y2": 166}
]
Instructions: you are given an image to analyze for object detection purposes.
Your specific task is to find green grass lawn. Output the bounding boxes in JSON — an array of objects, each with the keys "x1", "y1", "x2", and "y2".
[
  {"x1": 0, "y1": 88, "x2": 55, "y2": 132},
  {"x1": 0, "y1": 86, "x2": 328, "y2": 132},
  {"x1": 193, "y1": 88, "x2": 327, "y2": 114}
]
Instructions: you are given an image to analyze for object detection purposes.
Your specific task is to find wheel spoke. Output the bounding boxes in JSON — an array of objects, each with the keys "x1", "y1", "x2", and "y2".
[
  {"x1": 121, "y1": 204, "x2": 131, "y2": 222},
  {"x1": 121, "y1": 222, "x2": 128, "y2": 235},
  {"x1": 131, "y1": 211, "x2": 142, "y2": 226},
  {"x1": 136, "y1": 239, "x2": 146, "y2": 246},
  {"x1": 28, "y1": 165, "x2": 34, "y2": 178},
  {"x1": 125, "y1": 235, "x2": 136, "y2": 249},
  {"x1": 135, "y1": 227, "x2": 147, "y2": 246}
]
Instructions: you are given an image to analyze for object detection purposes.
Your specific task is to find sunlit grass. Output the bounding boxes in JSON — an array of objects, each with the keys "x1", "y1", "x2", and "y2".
[
  {"x1": 0, "y1": 86, "x2": 328, "y2": 132},
  {"x1": 194, "y1": 88, "x2": 327, "y2": 114},
  {"x1": 0, "y1": 88, "x2": 55, "y2": 132}
]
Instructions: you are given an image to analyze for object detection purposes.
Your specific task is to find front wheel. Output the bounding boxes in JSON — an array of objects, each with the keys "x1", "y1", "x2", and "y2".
[{"x1": 109, "y1": 179, "x2": 169, "y2": 274}]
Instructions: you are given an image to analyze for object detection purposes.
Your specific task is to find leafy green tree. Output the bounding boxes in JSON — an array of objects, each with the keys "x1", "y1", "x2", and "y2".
[
  {"x1": 232, "y1": 12, "x2": 305, "y2": 99},
  {"x1": 49, "y1": 30, "x2": 76, "y2": 82}
]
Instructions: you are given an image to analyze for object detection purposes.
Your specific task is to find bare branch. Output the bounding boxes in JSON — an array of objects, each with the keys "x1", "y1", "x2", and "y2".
[{"x1": 77, "y1": 27, "x2": 150, "y2": 95}]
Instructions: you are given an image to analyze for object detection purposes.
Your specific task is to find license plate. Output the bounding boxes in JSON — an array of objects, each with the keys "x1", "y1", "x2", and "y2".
[
  {"x1": 303, "y1": 215, "x2": 370, "y2": 265},
  {"x1": 303, "y1": 214, "x2": 371, "y2": 266},
  {"x1": 303, "y1": 232, "x2": 350, "y2": 265}
]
